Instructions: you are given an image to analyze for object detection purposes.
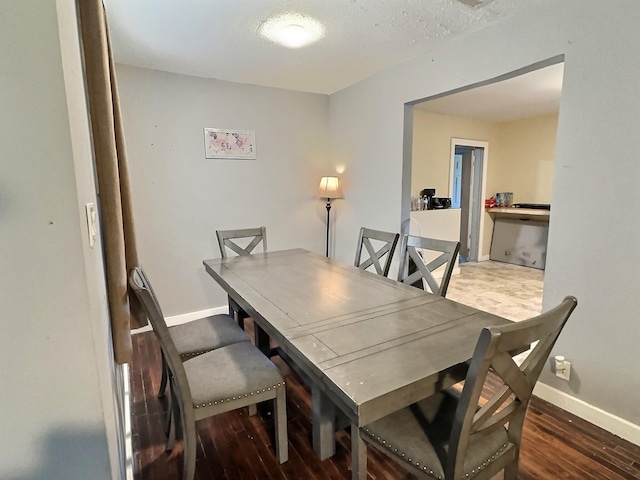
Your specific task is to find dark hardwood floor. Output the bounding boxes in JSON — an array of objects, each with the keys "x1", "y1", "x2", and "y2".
[{"x1": 131, "y1": 323, "x2": 640, "y2": 480}]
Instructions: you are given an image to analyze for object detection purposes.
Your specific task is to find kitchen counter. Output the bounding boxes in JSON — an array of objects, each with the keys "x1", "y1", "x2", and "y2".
[
  {"x1": 410, "y1": 209, "x2": 461, "y2": 276},
  {"x1": 486, "y1": 207, "x2": 550, "y2": 220},
  {"x1": 487, "y1": 207, "x2": 550, "y2": 270}
]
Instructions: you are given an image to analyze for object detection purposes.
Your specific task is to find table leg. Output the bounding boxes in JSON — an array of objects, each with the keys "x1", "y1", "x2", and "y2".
[
  {"x1": 254, "y1": 323, "x2": 271, "y2": 357},
  {"x1": 254, "y1": 323, "x2": 274, "y2": 417},
  {"x1": 312, "y1": 386, "x2": 336, "y2": 460},
  {"x1": 228, "y1": 296, "x2": 244, "y2": 329},
  {"x1": 351, "y1": 422, "x2": 367, "y2": 480}
]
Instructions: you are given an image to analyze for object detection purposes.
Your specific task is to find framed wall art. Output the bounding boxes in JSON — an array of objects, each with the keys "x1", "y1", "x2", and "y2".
[{"x1": 204, "y1": 128, "x2": 256, "y2": 159}]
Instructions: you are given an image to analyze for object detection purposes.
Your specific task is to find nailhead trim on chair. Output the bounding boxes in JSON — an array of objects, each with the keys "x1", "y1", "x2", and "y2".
[
  {"x1": 180, "y1": 349, "x2": 214, "y2": 360},
  {"x1": 460, "y1": 443, "x2": 508, "y2": 480},
  {"x1": 362, "y1": 427, "x2": 508, "y2": 480},
  {"x1": 193, "y1": 381, "x2": 285, "y2": 409}
]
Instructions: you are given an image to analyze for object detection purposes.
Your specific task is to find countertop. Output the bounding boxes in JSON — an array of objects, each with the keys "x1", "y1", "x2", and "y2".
[{"x1": 486, "y1": 207, "x2": 550, "y2": 220}]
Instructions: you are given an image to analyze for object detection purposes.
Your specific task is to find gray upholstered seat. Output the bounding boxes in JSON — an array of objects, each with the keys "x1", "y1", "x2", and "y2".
[
  {"x1": 129, "y1": 267, "x2": 288, "y2": 480},
  {"x1": 185, "y1": 342, "x2": 284, "y2": 408},
  {"x1": 361, "y1": 296, "x2": 577, "y2": 480},
  {"x1": 135, "y1": 264, "x2": 249, "y2": 399},
  {"x1": 362, "y1": 390, "x2": 509, "y2": 480},
  {"x1": 171, "y1": 314, "x2": 250, "y2": 360},
  {"x1": 153, "y1": 301, "x2": 249, "y2": 398}
]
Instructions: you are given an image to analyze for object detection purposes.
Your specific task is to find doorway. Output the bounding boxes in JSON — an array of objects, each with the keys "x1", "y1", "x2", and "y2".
[
  {"x1": 450, "y1": 139, "x2": 487, "y2": 263},
  {"x1": 402, "y1": 58, "x2": 564, "y2": 281}
]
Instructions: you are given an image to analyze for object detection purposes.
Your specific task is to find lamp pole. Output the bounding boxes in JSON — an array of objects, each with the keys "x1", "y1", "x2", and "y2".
[
  {"x1": 325, "y1": 198, "x2": 331, "y2": 257},
  {"x1": 317, "y1": 176, "x2": 342, "y2": 258}
]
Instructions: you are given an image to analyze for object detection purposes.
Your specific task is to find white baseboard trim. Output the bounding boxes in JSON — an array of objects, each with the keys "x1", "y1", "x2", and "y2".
[
  {"x1": 479, "y1": 255, "x2": 491, "y2": 262},
  {"x1": 133, "y1": 306, "x2": 230, "y2": 333},
  {"x1": 123, "y1": 364, "x2": 133, "y2": 480},
  {"x1": 534, "y1": 382, "x2": 640, "y2": 446}
]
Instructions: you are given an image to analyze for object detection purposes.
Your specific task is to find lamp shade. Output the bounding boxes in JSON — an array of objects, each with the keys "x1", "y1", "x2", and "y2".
[{"x1": 317, "y1": 176, "x2": 342, "y2": 199}]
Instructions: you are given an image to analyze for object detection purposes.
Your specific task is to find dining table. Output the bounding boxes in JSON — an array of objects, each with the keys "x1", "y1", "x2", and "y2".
[{"x1": 203, "y1": 248, "x2": 516, "y2": 480}]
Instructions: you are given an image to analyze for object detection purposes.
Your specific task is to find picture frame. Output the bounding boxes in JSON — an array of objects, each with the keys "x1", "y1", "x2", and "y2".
[{"x1": 204, "y1": 128, "x2": 256, "y2": 159}]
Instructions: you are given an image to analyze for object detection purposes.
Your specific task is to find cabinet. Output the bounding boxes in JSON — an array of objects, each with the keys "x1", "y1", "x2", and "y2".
[
  {"x1": 488, "y1": 208, "x2": 550, "y2": 270},
  {"x1": 410, "y1": 209, "x2": 462, "y2": 274}
]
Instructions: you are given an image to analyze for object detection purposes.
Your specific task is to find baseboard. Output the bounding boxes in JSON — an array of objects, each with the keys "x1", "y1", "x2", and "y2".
[
  {"x1": 133, "y1": 306, "x2": 229, "y2": 333},
  {"x1": 123, "y1": 364, "x2": 133, "y2": 480},
  {"x1": 479, "y1": 255, "x2": 490, "y2": 262},
  {"x1": 534, "y1": 382, "x2": 640, "y2": 446}
]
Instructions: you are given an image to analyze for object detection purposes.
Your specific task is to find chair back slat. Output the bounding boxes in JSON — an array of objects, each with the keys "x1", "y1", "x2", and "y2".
[
  {"x1": 217, "y1": 227, "x2": 267, "y2": 258},
  {"x1": 446, "y1": 296, "x2": 577, "y2": 479},
  {"x1": 397, "y1": 234, "x2": 460, "y2": 296},
  {"x1": 354, "y1": 227, "x2": 400, "y2": 277}
]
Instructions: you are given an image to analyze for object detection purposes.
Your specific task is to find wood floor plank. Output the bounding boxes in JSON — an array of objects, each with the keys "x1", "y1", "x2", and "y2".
[
  {"x1": 131, "y1": 330, "x2": 640, "y2": 480},
  {"x1": 240, "y1": 414, "x2": 287, "y2": 480},
  {"x1": 195, "y1": 426, "x2": 226, "y2": 480},
  {"x1": 527, "y1": 404, "x2": 640, "y2": 479}
]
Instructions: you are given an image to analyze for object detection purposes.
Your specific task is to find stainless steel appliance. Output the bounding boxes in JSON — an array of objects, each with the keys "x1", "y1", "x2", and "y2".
[{"x1": 430, "y1": 197, "x2": 452, "y2": 209}]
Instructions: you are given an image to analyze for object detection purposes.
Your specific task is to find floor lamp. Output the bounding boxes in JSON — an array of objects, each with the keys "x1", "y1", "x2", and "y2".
[{"x1": 317, "y1": 176, "x2": 342, "y2": 257}]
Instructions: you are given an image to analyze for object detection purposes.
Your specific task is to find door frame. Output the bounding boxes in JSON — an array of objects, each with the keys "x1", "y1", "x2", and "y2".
[{"x1": 449, "y1": 138, "x2": 489, "y2": 262}]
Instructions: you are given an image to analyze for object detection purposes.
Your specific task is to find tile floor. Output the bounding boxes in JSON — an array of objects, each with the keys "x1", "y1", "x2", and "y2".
[{"x1": 447, "y1": 260, "x2": 544, "y2": 322}]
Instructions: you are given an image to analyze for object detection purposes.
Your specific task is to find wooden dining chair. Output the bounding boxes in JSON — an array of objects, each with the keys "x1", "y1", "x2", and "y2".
[
  {"x1": 397, "y1": 234, "x2": 461, "y2": 296},
  {"x1": 360, "y1": 296, "x2": 577, "y2": 480},
  {"x1": 129, "y1": 267, "x2": 288, "y2": 480},
  {"x1": 216, "y1": 226, "x2": 267, "y2": 258},
  {"x1": 138, "y1": 268, "x2": 250, "y2": 404},
  {"x1": 216, "y1": 226, "x2": 267, "y2": 329},
  {"x1": 354, "y1": 227, "x2": 400, "y2": 277}
]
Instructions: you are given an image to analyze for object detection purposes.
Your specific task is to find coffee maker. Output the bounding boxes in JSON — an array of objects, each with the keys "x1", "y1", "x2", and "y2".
[
  {"x1": 419, "y1": 188, "x2": 452, "y2": 210},
  {"x1": 420, "y1": 188, "x2": 436, "y2": 210}
]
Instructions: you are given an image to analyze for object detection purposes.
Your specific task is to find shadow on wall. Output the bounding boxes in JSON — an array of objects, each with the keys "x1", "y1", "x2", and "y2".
[{"x1": 4, "y1": 427, "x2": 111, "y2": 480}]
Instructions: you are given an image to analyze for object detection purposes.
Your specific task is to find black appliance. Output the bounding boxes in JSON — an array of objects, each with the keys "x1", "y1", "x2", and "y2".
[
  {"x1": 419, "y1": 188, "x2": 436, "y2": 210},
  {"x1": 512, "y1": 203, "x2": 551, "y2": 210},
  {"x1": 430, "y1": 197, "x2": 452, "y2": 209}
]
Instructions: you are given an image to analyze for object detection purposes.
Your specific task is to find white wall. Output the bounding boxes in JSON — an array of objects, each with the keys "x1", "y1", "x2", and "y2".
[
  {"x1": 0, "y1": 0, "x2": 122, "y2": 478},
  {"x1": 116, "y1": 66, "x2": 330, "y2": 316},
  {"x1": 329, "y1": 0, "x2": 640, "y2": 428}
]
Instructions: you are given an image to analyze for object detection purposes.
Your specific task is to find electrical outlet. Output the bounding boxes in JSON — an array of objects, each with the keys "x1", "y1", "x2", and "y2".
[{"x1": 555, "y1": 355, "x2": 571, "y2": 381}]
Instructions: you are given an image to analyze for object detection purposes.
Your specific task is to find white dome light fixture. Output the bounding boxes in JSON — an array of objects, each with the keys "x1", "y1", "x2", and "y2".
[{"x1": 260, "y1": 13, "x2": 324, "y2": 48}]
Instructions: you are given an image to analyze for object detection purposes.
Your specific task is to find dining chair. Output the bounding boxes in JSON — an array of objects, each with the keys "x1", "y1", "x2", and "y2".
[
  {"x1": 360, "y1": 296, "x2": 577, "y2": 480},
  {"x1": 397, "y1": 234, "x2": 461, "y2": 296},
  {"x1": 140, "y1": 268, "x2": 250, "y2": 401},
  {"x1": 354, "y1": 227, "x2": 400, "y2": 277},
  {"x1": 129, "y1": 267, "x2": 288, "y2": 480},
  {"x1": 216, "y1": 226, "x2": 267, "y2": 329}
]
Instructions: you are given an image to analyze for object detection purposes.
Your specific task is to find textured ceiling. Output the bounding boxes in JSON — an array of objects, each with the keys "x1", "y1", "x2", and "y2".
[
  {"x1": 104, "y1": 0, "x2": 545, "y2": 95},
  {"x1": 415, "y1": 62, "x2": 564, "y2": 122}
]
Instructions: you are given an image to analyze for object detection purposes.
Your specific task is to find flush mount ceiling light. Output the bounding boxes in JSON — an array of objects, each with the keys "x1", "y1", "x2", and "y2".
[
  {"x1": 455, "y1": 0, "x2": 495, "y2": 7},
  {"x1": 259, "y1": 13, "x2": 324, "y2": 48}
]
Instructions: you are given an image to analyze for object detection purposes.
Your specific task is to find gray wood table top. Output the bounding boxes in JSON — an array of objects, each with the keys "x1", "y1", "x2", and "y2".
[{"x1": 203, "y1": 249, "x2": 513, "y2": 426}]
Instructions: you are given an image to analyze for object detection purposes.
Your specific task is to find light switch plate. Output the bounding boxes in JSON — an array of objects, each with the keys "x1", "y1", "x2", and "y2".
[{"x1": 85, "y1": 203, "x2": 97, "y2": 248}]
